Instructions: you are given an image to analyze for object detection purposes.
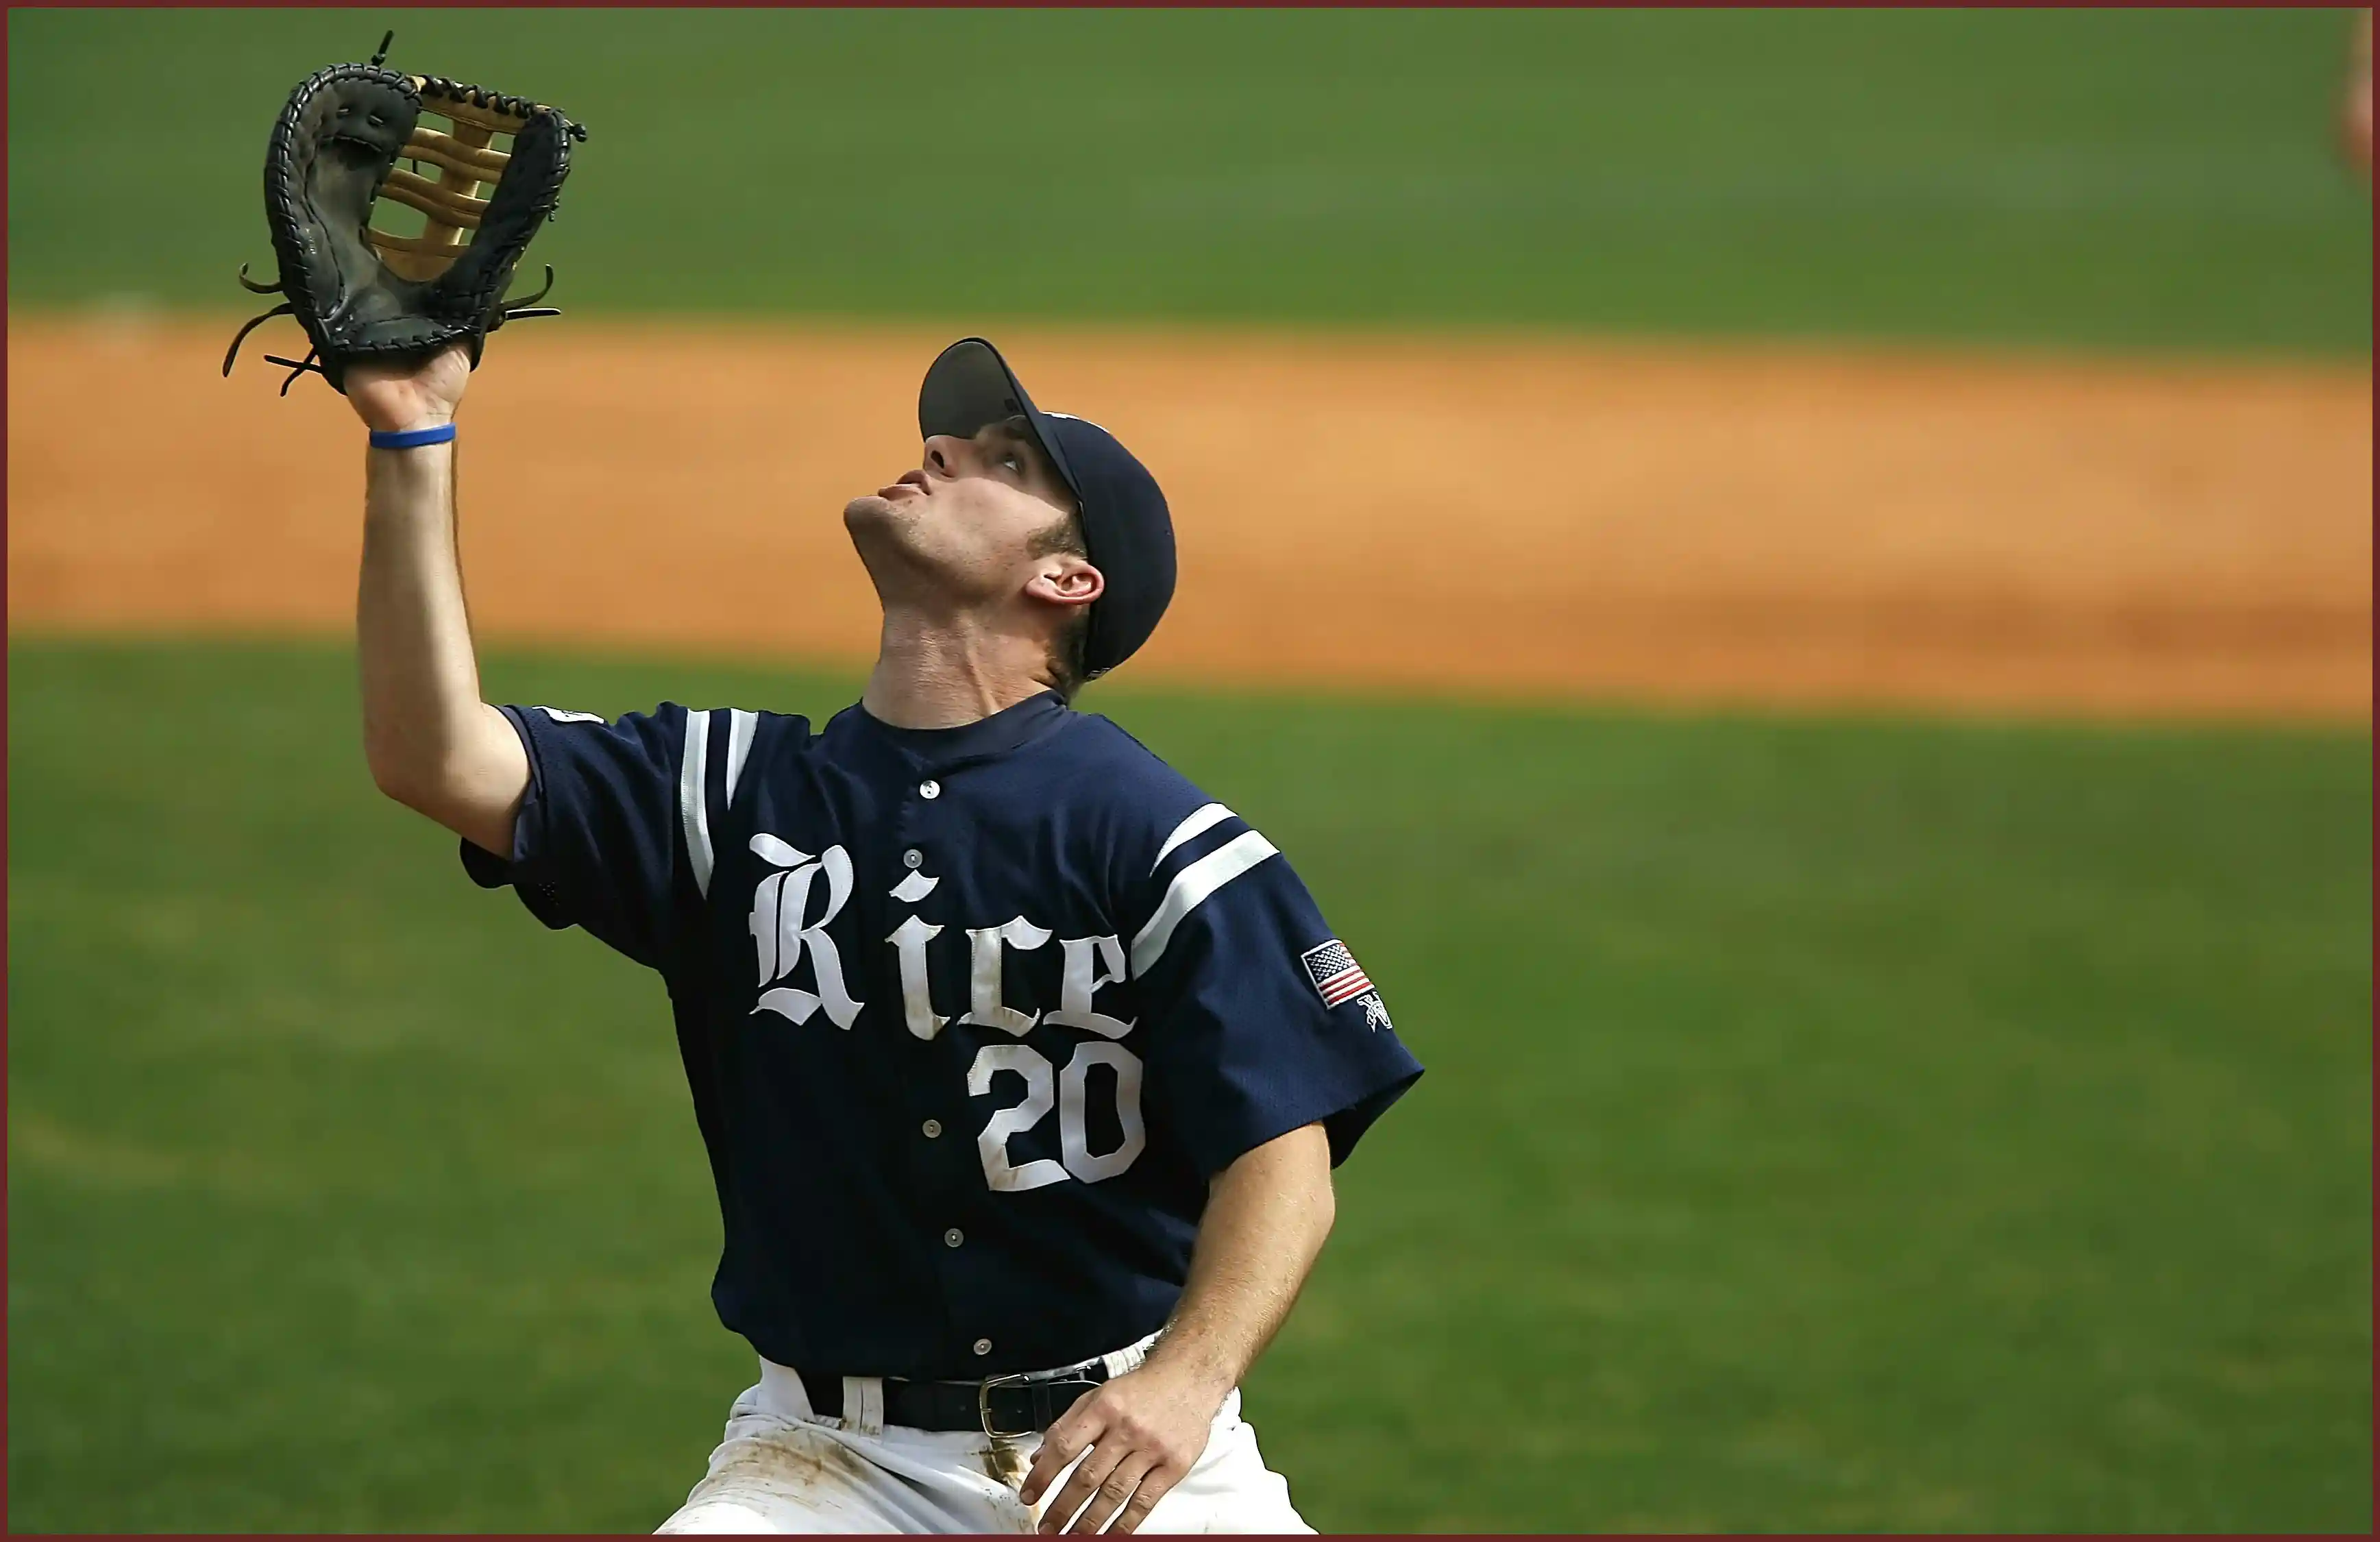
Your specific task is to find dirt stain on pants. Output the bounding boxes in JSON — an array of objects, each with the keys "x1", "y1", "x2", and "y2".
[{"x1": 981, "y1": 1433, "x2": 1029, "y2": 1493}]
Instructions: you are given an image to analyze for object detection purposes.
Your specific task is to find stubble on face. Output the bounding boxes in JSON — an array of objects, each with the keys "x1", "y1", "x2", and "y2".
[{"x1": 843, "y1": 489, "x2": 939, "y2": 603}]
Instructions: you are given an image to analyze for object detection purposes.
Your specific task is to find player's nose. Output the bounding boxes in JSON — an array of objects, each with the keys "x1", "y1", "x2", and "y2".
[{"x1": 920, "y1": 435, "x2": 970, "y2": 478}]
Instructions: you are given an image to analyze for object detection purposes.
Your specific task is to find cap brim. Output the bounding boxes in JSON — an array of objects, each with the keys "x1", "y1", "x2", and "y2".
[{"x1": 917, "y1": 337, "x2": 1083, "y2": 503}]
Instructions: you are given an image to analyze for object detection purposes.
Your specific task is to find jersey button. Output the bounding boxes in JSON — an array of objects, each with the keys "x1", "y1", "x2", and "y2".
[
  {"x1": 921, "y1": 1118, "x2": 943, "y2": 1139},
  {"x1": 919, "y1": 779, "x2": 942, "y2": 800},
  {"x1": 902, "y1": 848, "x2": 923, "y2": 869},
  {"x1": 943, "y1": 1227, "x2": 964, "y2": 1249},
  {"x1": 972, "y1": 1338, "x2": 993, "y2": 1357}
]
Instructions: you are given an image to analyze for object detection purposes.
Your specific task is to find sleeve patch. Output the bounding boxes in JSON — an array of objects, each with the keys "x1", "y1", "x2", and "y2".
[
  {"x1": 537, "y1": 705, "x2": 606, "y2": 724},
  {"x1": 1299, "y1": 938, "x2": 1375, "y2": 1008}
]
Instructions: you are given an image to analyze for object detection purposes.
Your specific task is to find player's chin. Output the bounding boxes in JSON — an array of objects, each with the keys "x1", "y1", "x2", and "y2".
[
  {"x1": 843, "y1": 494, "x2": 936, "y2": 574},
  {"x1": 842, "y1": 492, "x2": 908, "y2": 535}
]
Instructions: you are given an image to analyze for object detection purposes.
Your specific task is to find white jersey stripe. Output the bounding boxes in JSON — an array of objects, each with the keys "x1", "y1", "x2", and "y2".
[
  {"x1": 1152, "y1": 803, "x2": 1236, "y2": 870},
  {"x1": 1130, "y1": 829, "x2": 1279, "y2": 977},
  {"x1": 724, "y1": 708, "x2": 759, "y2": 810},
  {"x1": 680, "y1": 708, "x2": 715, "y2": 898}
]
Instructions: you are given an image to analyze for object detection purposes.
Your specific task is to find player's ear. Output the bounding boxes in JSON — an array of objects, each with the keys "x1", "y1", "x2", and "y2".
[{"x1": 1025, "y1": 556, "x2": 1104, "y2": 611}]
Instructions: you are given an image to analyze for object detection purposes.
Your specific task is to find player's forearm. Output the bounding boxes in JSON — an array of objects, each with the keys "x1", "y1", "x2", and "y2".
[
  {"x1": 1145, "y1": 1122, "x2": 1336, "y2": 1395},
  {"x1": 356, "y1": 442, "x2": 523, "y2": 846}
]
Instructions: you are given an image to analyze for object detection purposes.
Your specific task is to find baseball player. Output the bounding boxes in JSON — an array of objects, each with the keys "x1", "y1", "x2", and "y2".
[{"x1": 341, "y1": 335, "x2": 1423, "y2": 1532}]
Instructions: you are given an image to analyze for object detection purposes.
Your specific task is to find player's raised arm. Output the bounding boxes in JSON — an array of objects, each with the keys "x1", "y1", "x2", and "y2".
[
  {"x1": 220, "y1": 49, "x2": 582, "y2": 860},
  {"x1": 348, "y1": 346, "x2": 530, "y2": 856}
]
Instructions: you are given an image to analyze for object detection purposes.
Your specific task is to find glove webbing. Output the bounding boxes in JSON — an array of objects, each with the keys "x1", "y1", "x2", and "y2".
[{"x1": 369, "y1": 84, "x2": 542, "y2": 280}]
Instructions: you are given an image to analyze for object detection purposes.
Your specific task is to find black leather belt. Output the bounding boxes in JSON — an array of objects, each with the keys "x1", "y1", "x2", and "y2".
[{"x1": 799, "y1": 1363, "x2": 1110, "y2": 1436}]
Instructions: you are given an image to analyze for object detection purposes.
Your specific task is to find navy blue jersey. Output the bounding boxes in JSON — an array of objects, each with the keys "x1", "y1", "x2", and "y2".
[{"x1": 461, "y1": 691, "x2": 1421, "y2": 1380}]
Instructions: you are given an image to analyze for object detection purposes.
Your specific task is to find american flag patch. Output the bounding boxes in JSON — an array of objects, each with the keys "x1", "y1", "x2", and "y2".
[{"x1": 1300, "y1": 939, "x2": 1374, "y2": 1008}]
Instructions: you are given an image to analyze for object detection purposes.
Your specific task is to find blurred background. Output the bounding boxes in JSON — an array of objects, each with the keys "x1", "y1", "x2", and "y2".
[{"x1": 8, "y1": 8, "x2": 2370, "y2": 1532}]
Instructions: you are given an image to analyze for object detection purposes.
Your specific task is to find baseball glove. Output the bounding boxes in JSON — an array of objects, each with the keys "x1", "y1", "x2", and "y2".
[{"x1": 223, "y1": 32, "x2": 589, "y2": 395}]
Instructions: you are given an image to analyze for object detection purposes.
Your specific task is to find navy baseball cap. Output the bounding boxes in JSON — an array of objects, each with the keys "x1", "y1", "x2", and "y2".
[{"x1": 918, "y1": 338, "x2": 1175, "y2": 680}]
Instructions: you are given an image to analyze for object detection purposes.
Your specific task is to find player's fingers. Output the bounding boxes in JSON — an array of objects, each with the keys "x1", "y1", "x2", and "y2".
[
  {"x1": 1037, "y1": 1438, "x2": 1127, "y2": 1536},
  {"x1": 1063, "y1": 1449, "x2": 1156, "y2": 1535},
  {"x1": 1105, "y1": 1461, "x2": 1183, "y2": 1535},
  {"x1": 1020, "y1": 1405, "x2": 1105, "y2": 1506}
]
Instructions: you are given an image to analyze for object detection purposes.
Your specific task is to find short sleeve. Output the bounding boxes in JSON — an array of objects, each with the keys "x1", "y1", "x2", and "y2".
[
  {"x1": 458, "y1": 702, "x2": 694, "y2": 971},
  {"x1": 1129, "y1": 810, "x2": 1423, "y2": 1177}
]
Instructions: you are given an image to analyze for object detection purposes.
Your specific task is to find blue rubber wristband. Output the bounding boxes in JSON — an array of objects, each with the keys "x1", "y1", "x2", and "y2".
[{"x1": 369, "y1": 423, "x2": 457, "y2": 450}]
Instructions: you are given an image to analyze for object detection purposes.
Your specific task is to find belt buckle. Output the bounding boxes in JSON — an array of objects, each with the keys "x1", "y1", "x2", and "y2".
[{"x1": 978, "y1": 1370, "x2": 1034, "y2": 1439}]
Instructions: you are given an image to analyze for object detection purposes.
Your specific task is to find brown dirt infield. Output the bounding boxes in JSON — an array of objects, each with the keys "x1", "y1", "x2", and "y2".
[{"x1": 9, "y1": 316, "x2": 2370, "y2": 722}]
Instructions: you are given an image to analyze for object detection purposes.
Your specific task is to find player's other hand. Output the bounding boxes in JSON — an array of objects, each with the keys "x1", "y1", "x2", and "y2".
[
  {"x1": 1020, "y1": 1356, "x2": 1229, "y2": 1534},
  {"x1": 345, "y1": 343, "x2": 473, "y2": 435}
]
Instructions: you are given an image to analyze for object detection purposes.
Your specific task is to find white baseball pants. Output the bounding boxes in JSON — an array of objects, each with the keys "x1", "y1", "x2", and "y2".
[{"x1": 656, "y1": 1358, "x2": 1313, "y2": 1534}]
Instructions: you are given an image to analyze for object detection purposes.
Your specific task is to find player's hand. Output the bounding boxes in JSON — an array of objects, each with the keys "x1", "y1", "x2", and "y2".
[
  {"x1": 345, "y1": 344, "x2": 473, "y2": 435},
  {"x1": 1019, "y1": 1356, "x2": 1229, "y2": 1534}
]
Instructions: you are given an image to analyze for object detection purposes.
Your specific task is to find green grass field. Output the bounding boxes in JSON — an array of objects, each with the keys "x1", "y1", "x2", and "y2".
[
  {"x1": 8, "y1": 640, "x2": 2368, "y2": 1532},
  {"x1": 8, "y1": 5, "x2": 2371, "y2": 1531},
  {"x1": 9, "y1": 8, "x2": 2371, "y2": 352}
]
